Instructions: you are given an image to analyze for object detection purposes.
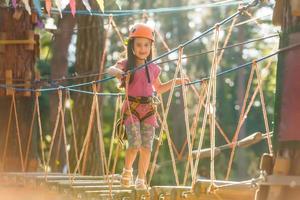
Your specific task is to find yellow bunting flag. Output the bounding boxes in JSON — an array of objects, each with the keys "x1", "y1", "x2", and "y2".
[{"x1": 96, "y1": 0, "x2": 104, "y2": 13}]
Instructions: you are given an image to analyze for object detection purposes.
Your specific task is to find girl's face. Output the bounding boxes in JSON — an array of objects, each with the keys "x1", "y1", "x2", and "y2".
[{"x1": 132, "y1": 37, "x2": 152, "y2": 61}]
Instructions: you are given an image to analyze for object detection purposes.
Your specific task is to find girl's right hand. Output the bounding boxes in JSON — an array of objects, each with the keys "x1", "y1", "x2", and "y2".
[{"x1": 107, "y1": 66, "x2": 124, "y2": 79}]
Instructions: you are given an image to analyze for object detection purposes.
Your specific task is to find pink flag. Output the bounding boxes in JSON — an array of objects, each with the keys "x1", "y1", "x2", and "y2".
[
  {"x1": 70, "y1": 0, "x2": 76, "y2": 17},
  {"x1": 12, "y1": 0, "x2": 17, "y2": 8}
]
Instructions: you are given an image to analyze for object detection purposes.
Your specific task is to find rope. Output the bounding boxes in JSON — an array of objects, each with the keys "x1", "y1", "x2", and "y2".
[
  {"x1": 111, "y1": 17, "x2": 126, "y2": 50},
  {"x1": 210, "y1": 24, "x2": 221, "y2": 188},
  {"x1": 35, "y1": 92, "x2": 46, "y2": 169},
  {"x1": 179, "y1": 50, "x2": 194, "y2": 185},
  {"x1": 183, "y1": 82, "x2": 208, "y2": 185},
  {"x1": 97, "y1": 16, "x2": 112, "y2": 92},
  {"x1": 225, "y1": 62, "x2": 256, "y2": 180},
  {"x1": 148, "y1": 47, "x2": 185, "y2": 186},
  {"x1": 0, "y1": 4, "x2": 271, "y2": 92},
  {"x1": 49, "y1": 0, "x2": 248, "y2": 17},
  {"x1": 24, "y1": 95, "x2": 37, "y2": 170},
  {"x1": 11, "y1": 92, "x2": 25, "y2": 172},
  {"x1": 45, "y1": 89, "x2": 63, "y2": 179},
  {"x1": 0, "y1": 96, "x2": 14, "y2": 171},
  {"x1": 191, "y1": 34, "x2": 218, "y2": 186},
  {"x1": 254, "y1": 57, "x2": 274, "y2": 156},
  {"x1": 93, "y1": 84, "x2": 109, "y2": 176},
  {"x1": 72, "y1": 86, "x2": 97, "y2": 177},
  {"x1": 58, "y1": 90, "x2": 72, "y2": 180},
  {"x1": 66, "y1": 90, "x2": 80, "y2": 172},
  {"x1": 107, "y1": 95, "x2": 121, "y2": 170},
  {"x1": 2, "y1": 32, "x2": 276, "y2": 85},
  {"x1": 81, "y1": 90, "x2": 97, "y2": 174}
]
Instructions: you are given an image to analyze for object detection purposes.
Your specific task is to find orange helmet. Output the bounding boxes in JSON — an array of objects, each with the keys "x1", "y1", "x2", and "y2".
[{"x1": 129, "y1": 23, "x2": 155, "y2": 41}]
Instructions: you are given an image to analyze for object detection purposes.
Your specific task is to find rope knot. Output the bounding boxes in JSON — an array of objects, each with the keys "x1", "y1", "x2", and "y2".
[
  {"x1": 214, "y1": 23, "x2": 220, "y2": 30},
  {"x1": 207, "y1": 183, "x2": 218, "y2": 194}
]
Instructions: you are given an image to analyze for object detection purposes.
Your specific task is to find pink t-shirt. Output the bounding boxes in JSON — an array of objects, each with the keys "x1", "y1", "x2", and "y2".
[{"x1": 117, "y1": 60, "x2": 161, "y2": 127}]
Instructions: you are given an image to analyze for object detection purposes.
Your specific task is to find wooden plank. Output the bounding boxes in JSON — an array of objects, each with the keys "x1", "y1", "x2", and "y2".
[
  {"x1": 260, "y1": 175, "x2": 300, "y2": 187},
  {"x1": 194, "y1": 179, "x2": 255, "y2": 200}
]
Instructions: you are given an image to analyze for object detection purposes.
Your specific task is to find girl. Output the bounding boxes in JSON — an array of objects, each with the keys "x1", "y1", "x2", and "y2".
[{"x1": 107, "y1": 23, "x2": 188, "y2": 189}]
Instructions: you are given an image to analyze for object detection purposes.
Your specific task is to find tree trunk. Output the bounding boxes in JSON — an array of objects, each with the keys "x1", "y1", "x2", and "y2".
[
  {"x1": 48, "y1": 15, "x2": 75, "y2": 172},
  {"x1": 72, "y1": 0, "x2": 105, "y2": 175},
  {"x1": 0, "y1": 4, "x2": 38, "y2": 171}
]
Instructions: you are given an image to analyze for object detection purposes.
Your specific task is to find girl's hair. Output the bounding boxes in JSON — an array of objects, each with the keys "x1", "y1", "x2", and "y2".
[{"x1": 120, "y1": 38, "x2": 153, "y2": 88}]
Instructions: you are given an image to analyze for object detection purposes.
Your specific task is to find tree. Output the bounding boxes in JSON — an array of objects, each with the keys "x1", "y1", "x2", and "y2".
[{"x1": 0, "y1": 0, "x2": 38, "y2": 171}]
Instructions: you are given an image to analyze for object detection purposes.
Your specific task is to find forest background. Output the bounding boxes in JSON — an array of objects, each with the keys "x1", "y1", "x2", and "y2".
[{"x1": 33, "y1": 0, "x2": 277, "y2": 186}]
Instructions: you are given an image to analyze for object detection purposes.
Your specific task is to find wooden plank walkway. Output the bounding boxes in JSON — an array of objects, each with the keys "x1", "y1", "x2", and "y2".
[{"x1": 0, "y1": 172, "x2": 259, "y2": 199}]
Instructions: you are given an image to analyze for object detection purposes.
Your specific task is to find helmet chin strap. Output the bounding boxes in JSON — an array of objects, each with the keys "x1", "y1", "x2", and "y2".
[{"x1": 144, "y1": 59, "x2": 151, "y2": 83}]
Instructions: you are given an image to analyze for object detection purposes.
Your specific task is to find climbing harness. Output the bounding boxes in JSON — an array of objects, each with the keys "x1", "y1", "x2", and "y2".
[{"x1": 116, "y1": 95, "x2": 160, "y2": 145}]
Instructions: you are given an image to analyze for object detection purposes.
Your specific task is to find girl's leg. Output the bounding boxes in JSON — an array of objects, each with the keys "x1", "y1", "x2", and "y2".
[
  {"x1": 137, "y1": 147, "x2": 151, "y2": 180},
  {"x1": 136, "y1": 123, "x2": 155, "y2": 189},
  {"x1": 125, "y1": 122, "x2": 142, "y2": 170},
  {"x1": 124, "y1": 147, "x2": 139, "y2": 170},
  {"x1": 122, "y1": 122, "x2": 141, "y2": 187}
]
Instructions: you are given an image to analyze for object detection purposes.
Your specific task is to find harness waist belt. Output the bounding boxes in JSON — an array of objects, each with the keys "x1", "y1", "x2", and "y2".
[{"x1": 128, "y1": 96, "x2": 152, "y2": 104}]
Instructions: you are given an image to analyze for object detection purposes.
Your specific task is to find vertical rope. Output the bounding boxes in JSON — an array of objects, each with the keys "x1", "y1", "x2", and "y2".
[
  {"x1": 111, "y1": 17, "x2": 126, "y2": 50},
  {"x1": 58, "y1": 90, "x2": 71, "y2": 180},
  {"x1": 108, "y1": 95, "x2": 121, "y2": 170},
  {"x1": 97, "y1": 16, "x2": 113, "y2": 88},
  {"x1": 66, "y1": 90, "x2": 80, "y2": 172},
  {"x1": 254, "y1": 62, "x2": 273, "y2": 155},
  {"x1": 178, "y1": 47, "x2": 194, "y2": 185},
  {"x1": 0, "y1": 96, "x2": 13, "y2": 171},
  {"x1": 72, "y1": 89, "x2": 97, "y2": 178},
  {"x1": 191, "y1": 80, "x2": 212, "y2": 186},
  {"x1": 148, "y1": 47, "x2": 184, "y2": 186},
  {"x1": 216, "y1": 16, "x2": 238, "y2": 65},
  {"x1": 183, "y1": 82, "x2": 208, "y2": 185},
  {"x1": 81, "y1": 90, "x2": 97, "y2": 174},
  {"x1": 24, "y1": 95, "x2": 37, "y2": 170},
  {"x1": 12, "y1": 91, "x2": 25, "y2": 172},
  {"x1": 191, "y1": 24, "x2": 222, "y2": 185},
  {"x1": 35, "y1": 92, "x2": 46, "y2": 169},
  {"x1": 225, "y1": 62, "x2": 257, "y2": 180},
  {"x1": 46, "y1": 89, "x2": 63, "y2": 179},
  {"x1": 93, "y1": 84, "x2": 109, "y2": 176},
  {"x1": 209, "y1": 24, "x2": 221, "y2": 188}
]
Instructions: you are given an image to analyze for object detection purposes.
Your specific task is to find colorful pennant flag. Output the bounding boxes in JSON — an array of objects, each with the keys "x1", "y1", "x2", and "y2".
[
  {"x1": 33, "y1": 0, "x2": 43, "y2": 16},
  {"x1": 22, "y1": 0, "x2": 31, "y2": 15},
  {"x1": 12, "y1": 0, "x2": 16, "y2": 8},
  {"x1": 45, "y1": 0, "x2": 52, "y2": 16},
  {"x1": 54, "y1": 0, "x2": 63, "y2": 18},
  {"x1": 69, "y1": 0, "x2": 76, "y2": 17},
  {"x1": 82, "y1": 0, "x2": 92, "y2": 14},
  {"x1": 96, "y1": 0, "x2": 104, "y2": 13}
]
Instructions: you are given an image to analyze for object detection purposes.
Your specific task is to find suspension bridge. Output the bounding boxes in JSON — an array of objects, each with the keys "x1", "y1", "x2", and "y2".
[{"x1": 1, "y1": 0, "x2": 300, "y2": 199}]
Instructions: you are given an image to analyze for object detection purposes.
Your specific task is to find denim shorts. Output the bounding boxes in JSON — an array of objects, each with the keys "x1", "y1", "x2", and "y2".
[{"x1": 125, "y1": 122, "x2": 155, "y2": 150}]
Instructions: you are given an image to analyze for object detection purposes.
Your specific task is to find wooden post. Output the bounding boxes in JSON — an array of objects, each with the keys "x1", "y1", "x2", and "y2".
[
  {"x1": 270, "y1": 0, "x2": 300, "y2": 199},
  {"x1": 5, "y1": 69, "x2": 13, "y2": 96}
]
